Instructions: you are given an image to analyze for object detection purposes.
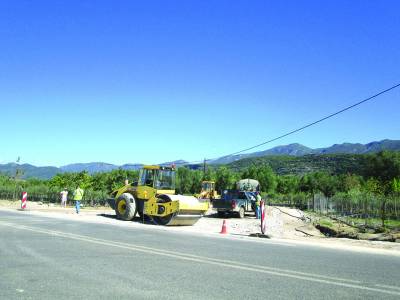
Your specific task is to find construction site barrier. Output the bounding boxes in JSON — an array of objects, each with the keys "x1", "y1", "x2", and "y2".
[
  {"x1": 260, "y1": 200, "x2": 266, "y2": 234},
  {"x1": 21, "y1": 192, "x2": 27, "y2": 209}
]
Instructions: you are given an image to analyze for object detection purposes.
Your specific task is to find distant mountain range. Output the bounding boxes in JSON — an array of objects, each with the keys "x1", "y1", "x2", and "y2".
[
  {"x1": 59, "y1": 162, "x2": 145, "y2": 174},
  {"x1": 0, "y1": 161, "x2": 182, "y2": 179},
  {"x1": 208, "y1": 139, "x2": 400, "y2": 164},
  {"x1": 0, "y1": 163, "x2": 61, "y2": 180},
  {"x1": 0, "y1": 139, "x2": 399, "y2": 179}
]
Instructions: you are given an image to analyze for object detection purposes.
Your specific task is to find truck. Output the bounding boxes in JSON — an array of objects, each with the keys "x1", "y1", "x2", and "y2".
[
  {"x1": 212, "y1": 190, "x2": 257, "y2": 218},
  {"x1": 212, "y1": 179, "x2": 260, "y2": 218}
]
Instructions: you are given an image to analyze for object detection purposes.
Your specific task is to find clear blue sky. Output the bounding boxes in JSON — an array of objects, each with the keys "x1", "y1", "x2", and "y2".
[{"x1": 1, "y1": 0, "x2": 399, "y2": 167}]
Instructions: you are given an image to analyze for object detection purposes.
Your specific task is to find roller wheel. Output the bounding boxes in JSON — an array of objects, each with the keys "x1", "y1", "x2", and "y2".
[
  {"x1": 238, "y1": 207, "x2": 245, "y2": 219},
  {"x1": 152, "y1": 213, "x2": 176, "y2": 225},
  {"x1": 115, "y1": 193, "x2": 136, "y2": 220},
  {"x1": 151, "y1": 196, "x2": 176, "y2": 225}
]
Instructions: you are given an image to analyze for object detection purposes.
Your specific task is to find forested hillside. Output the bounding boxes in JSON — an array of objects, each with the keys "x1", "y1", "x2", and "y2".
[{"x1": 226, "y1": 154, "x2": 367, "y2": 175}]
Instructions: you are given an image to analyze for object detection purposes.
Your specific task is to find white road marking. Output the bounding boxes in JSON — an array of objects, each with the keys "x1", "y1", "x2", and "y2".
[
  {"x1": 0, "y1": 207, "x2": 296, "y2": 247},
  {"x1": 374, "y1": 284, "x2": 400, "y2": 291},
  {"x1": 1, "y1": 221, "x2": 400, "y2": 296}
]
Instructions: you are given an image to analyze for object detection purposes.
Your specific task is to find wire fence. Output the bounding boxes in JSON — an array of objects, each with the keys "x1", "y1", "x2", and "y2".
[
  {"x1": 0, "y1": 188, "x2": 110, "y2": 207},
  {"x1": 269, "y1": 192, "x2": 400, "y2": 229}
]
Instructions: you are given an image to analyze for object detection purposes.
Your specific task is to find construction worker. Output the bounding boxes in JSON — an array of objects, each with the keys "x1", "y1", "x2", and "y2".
[
  {"x1": 255, "y1": 192, "x2": 262, "y2": 219},
  {"x1": 73, "y1": 185, "x2": 84, "y2": 214},
  {"x1": 60, "y1": 188, "x2": 68, "y2": 208}
]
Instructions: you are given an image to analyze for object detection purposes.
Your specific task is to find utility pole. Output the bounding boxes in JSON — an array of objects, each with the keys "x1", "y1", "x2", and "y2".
[
  {"x1": 13, "y1": 156, "x2": 22, "y2": 201},
  {"x1": 203, "y1": 158, "x2": 207, "y2": 178}
]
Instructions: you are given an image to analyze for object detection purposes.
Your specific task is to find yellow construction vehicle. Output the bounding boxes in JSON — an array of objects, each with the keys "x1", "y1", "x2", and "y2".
[
  {"x1": 109, "y1": 165, "x2": 208, "y2": 225},
  {"x1": 198, "y1": 181, "x2": 220, "y2": 200}
]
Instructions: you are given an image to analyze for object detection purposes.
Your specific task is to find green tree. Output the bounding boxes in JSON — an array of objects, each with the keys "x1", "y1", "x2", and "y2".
[
  {"x1": 363, "y1": 178, "x2": 386, "y2": 226},
  {"x1": 364, "y1": 151, "x2": 400, "y2": 192},
  {"x1": 202, "y1": 168, "x2": 215, "y2": 181},
  {"x1": 190, "y1": 170, "x2": 203, "y2": 194},
  {"x1": 276, "y1": 175, "x2": 299, "y2": 206},
  {"x1": 75, "y1": 171, "x2": 92, "y2": 189},
  {"x1": 215, "y1": 166, "x2": 237, "y2": 192},
  {"x1": 241, "y1": 164, "x2": 277, "y2": 194},
  {"x1": 299, "y1": 173, "x2": 318, "y2": 211},
  {"x1": 91, "y1": 172, "x2": 108, "y2": 192},
  {"x1": 277, "y1": 175, "x2": 299, "y2": 195},
  {"x1": 339, "y1": 174, "x2": 362, "y2": 193},
  {"x1": 317, "y1": 172, "x2": 338, "y2": 199},
  {"x1": 176, "y1": 167, "x2": 192, "y2": 194},
  {"x1": 390, "y1": 178, "x2": 400, "y2": 218}
]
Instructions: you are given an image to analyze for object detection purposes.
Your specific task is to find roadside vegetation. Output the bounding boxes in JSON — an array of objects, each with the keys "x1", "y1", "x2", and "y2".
[{"x1": 0, "y1": 151, "x2": 399, "y2": 232}]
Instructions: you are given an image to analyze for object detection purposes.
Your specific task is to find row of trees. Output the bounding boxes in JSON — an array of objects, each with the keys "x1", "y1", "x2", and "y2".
[{"x1": 0, "y1": 169, "x2": 139, "y2": 206}]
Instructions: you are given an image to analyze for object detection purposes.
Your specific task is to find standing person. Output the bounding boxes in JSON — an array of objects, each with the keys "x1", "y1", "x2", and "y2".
[
  {"x1": 60, "y1": 188, "x2": 68, "y2": 208},
  {"x1": 255, "y1": 192, "x2": 262, "y2": 219},
  {"x1": 73, "y1": 185, "x2": 84, "y2": 214}
]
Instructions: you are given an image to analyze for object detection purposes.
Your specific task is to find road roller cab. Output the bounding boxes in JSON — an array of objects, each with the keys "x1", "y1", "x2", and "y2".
[
  {"x1": 137, "y1": 165, "x2": 176, "y2": 196},
  {"x1": 111, "y1": 166, "x2": 208, "y2": 226}
]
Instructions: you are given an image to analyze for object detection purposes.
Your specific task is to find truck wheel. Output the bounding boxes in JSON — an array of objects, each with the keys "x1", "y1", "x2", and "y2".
[
  {"x1": 115, "y1": 193, "x2": 136, "y2": 221},
  {"x1": 238, "y1": 207, "x2": 245, "y2": 219}
]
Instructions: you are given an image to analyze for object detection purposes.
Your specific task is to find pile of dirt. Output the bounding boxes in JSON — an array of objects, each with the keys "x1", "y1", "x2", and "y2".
[
  {"x1": 267, "y1": 207, "x2": 324, "y2": 239},
  {"x1": 312, "y1": 214, "x2": 400, "y2": 242},
  {"x1": 182, "y1": 206, "x2": 324, "y2": 239}
]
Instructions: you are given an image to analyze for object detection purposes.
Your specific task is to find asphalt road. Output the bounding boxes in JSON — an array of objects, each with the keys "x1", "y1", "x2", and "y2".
[{"x1": 1, "y1": 210, "x2": 399, "y2": 299}]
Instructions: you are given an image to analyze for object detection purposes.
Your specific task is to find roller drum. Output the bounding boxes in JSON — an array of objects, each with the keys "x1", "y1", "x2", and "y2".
[{"x1": 152, "y1": 194, "x2": 208, "y2": 226}]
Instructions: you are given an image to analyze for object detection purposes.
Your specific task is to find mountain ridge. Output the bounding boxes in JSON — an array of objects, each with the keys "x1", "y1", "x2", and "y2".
[
  {"x1": 209, "y1": 139, "x2": 400, "y2": 164},
  {"x1": 1, "y1": 139, "x2": 399, "y2": 179}
]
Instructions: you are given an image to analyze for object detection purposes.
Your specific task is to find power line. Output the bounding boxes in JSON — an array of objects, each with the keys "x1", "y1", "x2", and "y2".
[
  {"x1": 178, "y1": 82, "x2": 400, "y2": 166},
  {"x1": 216, "y1": 82, "x2": 400, "y2": 158},
  {"x1": 173, "y1": 82, "x2": 400, "y2": 166}
]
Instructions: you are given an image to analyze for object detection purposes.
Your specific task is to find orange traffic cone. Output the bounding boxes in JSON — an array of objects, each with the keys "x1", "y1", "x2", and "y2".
[{"x1": 220, "y1": 219, "x2": 228, "y2": 234}]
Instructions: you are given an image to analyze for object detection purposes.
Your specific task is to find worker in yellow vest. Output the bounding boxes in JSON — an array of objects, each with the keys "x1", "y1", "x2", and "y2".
[{"x1": 73, "y1": 185, "x2": 84, "y2": 214}]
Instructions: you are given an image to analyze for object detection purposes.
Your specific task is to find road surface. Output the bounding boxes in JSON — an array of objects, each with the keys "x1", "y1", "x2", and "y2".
[{"x1": 0, "y1": 210, "x2": 399, "y2": 299}]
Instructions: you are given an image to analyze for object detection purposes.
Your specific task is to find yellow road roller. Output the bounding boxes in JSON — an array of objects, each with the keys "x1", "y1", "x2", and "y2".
[
  {"x1": 198, "y1": 181, "x2": 220, "y2": 200},
  {"x1": 109, "y1": 165, "x2": 208, "y2": 225}
]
